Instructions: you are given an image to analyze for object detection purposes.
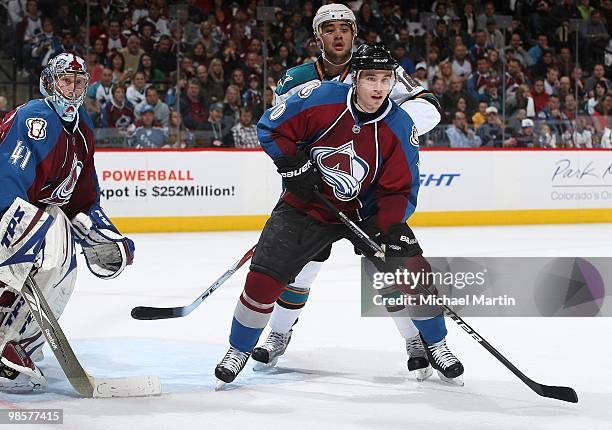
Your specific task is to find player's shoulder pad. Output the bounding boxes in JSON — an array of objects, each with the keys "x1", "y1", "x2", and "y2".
[
  {"x1": 289, "y1": 80, "x2": 349, "y2": 106},
  {"x1": 275, "y1": 62, "x2": 318, "y2": 96},
  {"x1": 15, "y1": 99, "x2": 62, "y2": 143},
  {"x1": 383, "y1": 100, "x2": 419, "y2": 148}
]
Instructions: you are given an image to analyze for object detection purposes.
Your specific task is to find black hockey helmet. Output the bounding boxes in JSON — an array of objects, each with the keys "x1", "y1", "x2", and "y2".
[{"x1": 351, "y1": 44, "x2": 398, "y2": 71}]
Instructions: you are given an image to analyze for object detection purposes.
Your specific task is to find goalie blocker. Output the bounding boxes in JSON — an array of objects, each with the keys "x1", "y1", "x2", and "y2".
[{"x1": 0, "y1": 198, "x2": 133, "y2": 392}]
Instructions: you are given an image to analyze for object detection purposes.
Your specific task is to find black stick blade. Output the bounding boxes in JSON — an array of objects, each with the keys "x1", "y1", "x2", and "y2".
[
  {"x1": 131, "y1": 306, "x2": 186, "y2": 320},
  {"x1": 532, "y1": 383, "x2": 578, "y2": 403}
]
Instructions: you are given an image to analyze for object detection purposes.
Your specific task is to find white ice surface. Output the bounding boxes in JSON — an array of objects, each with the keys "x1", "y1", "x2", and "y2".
[{"x1": 1, "y1": 224, "x2": 611, "y2": 430}]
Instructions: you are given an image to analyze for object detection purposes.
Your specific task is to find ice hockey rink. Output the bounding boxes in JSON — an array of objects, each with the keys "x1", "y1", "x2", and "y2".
[{"x1": 2, "y1": 224, "x2": 611, "y2": 430}]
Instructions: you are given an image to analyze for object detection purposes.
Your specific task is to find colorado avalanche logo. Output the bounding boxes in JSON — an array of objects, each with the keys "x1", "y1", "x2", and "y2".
[
  {"x1": 311, "y1": 141, "x2": 369, "y2": 201},
  {"x1": 25, "y1": 118, "x2": 47, "y2": 140},
  {"x1": 39, "y1": 154, "x2": 82, "y2": 206}
]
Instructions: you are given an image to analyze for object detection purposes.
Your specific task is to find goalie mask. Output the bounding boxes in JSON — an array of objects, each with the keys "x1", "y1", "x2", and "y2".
[{"x1": 40, "y1": 53, "x2": 89, "y2": 122}]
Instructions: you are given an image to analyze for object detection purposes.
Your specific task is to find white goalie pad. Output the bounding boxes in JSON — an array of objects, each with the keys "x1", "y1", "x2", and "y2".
[
  {"x1": 0, "y1": 202, "x2": 77, "y2": 354},
  {"x1": 0, "y1": 198, "x2": 53, "y2": 292}
]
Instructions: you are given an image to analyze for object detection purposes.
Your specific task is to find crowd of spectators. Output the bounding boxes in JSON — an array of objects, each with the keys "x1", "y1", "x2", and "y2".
[{"x1": 1, "y1": 0, "x2": 611, "y2": 148}]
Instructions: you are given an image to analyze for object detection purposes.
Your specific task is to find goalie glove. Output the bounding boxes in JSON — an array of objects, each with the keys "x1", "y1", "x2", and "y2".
[{"x1": 71, "y1": 205, "x2": 135, "y2": 279}]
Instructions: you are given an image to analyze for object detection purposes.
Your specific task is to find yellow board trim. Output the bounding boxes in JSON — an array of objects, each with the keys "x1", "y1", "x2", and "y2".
[{"x1": 112, "y1": 209, "x2": 612, "y2": 233}]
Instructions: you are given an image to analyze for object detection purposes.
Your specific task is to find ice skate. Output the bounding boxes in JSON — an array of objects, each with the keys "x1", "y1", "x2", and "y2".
[
  {"x1": 215, "y1": 347, "x2": 250, "y2": 389},
  {"x1": 422, "y1": 336, "x2": 464, "y2": 386},
  {"x1": 252, "y1": 330, "x2": 292, "y2": 371},
  {"x1": 406, "y1": 334, "x2": 433, "y2": 382},
  {"x1": 0, "y1": 341, "x2": 47, "y2": 393}
]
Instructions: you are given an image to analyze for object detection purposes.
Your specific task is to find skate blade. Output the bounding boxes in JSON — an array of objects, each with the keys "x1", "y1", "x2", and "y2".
[
  {"x1": 412, "y1": 366, "x2": 433, "y2": 382},
  {"x1": 253, "y1": 357, "x2": 279, "y2": 371},
  {"x1": 437, "y1": 370, "x2": 464, "y2": 386},
  {"x1": 214, "y1": 380, "x2": 227, "y2": 391}
]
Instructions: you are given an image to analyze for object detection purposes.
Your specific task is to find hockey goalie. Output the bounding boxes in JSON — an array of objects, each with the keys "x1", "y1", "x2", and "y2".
[{"x1": 0, "y1": 53, "x2": 134, "y2": 393}]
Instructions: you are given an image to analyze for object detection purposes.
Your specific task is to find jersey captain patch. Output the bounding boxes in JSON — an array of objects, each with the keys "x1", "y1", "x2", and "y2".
[
  {"x1": 311, "y1": 141, "x2": 369, "y2": 202},
  {"x1": 25, "y1": 118, "x2": 47, "y2": 140}
]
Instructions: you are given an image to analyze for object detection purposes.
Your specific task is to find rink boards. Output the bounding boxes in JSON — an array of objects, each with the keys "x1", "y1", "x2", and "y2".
[{"x1": 95, "y1": 148, "x2": 612, "y2": 232}]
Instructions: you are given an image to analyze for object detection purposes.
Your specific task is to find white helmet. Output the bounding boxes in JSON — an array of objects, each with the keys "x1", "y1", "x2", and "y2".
[
  {"x1": 40, "y1": 53, "x2": 89, "y2": 122},
  {"x1": 312, "y1": 3, "x2": 357, "y2": 38}
]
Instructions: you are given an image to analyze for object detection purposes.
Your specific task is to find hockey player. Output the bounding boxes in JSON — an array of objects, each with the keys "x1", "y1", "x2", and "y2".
[
  {"x1": 253, "y1": 3, "x2": 443, "y2": 381},
  {"x1": 215, "y1": 44, "x2": 464, "y2": 386},
  {"x1": 0, "y1": 53, "x2": 134, "y2": 392}
]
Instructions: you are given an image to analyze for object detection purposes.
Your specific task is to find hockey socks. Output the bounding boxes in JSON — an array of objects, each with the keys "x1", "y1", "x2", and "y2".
[
  {"x1": 230, "y1": 271, "x2": 287, "y2": 352},
  {"x1": 411, "y1": 314, "x2": 447, "y2": 344}
]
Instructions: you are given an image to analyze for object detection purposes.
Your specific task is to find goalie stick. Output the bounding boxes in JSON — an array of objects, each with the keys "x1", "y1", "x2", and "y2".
[
  {"x1": 21, "y1": 275, "x2": 162, "y2": 398},
  {"x1": 131, "y1": 245, "x2": 256, "y2": 320},
  {"x1": 314, "y1": 190, "x2": 578, "y2": 404}
]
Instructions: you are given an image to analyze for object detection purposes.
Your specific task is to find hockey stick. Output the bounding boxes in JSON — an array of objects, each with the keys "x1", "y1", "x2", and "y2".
[
  {"x1": 21, "y1": 275, "x2": 162, "y2": 398},
  {"x1": 131, "y1": 244, "x2": 256, "y2": 320},
  {"x1": 314, "y1": 190, "x2": 578, "y2": 403}
]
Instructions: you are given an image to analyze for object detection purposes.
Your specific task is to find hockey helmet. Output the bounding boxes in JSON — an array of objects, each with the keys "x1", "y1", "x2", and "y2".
[
  {"x1": 40, "y1": 53, "x2": 89, "y2": 122},
  {"x1": 351, "y1": 44, "x2": 398, "y2": 72},
  {"x1": 312, "y1": 4, "x2": 357, "y2": 38}
]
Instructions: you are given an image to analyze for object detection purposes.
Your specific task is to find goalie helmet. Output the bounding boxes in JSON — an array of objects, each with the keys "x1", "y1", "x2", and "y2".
[
  {"x1": 40, "y1": 53, "x2": 89, "y2": 122},
  {"x1": 312, "y1": 3, "x2": 357, "y2": 38}
]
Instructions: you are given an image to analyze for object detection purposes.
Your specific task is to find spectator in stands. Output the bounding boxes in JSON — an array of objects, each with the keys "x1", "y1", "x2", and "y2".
[
  {"x1": 414, "y1": 63, "x2": 428, "y2": 89},
  {"x1": 229, "y1": 68, "x2": 247, "y2": 96},
  {"x1": 191, "y1": 42, "x2": 209, "y2": 68},
  {"x1": 504, "y1": 118, "x2": 536, "y2": 147},
  {"x1": 101, "y1": 84, "x2": 135, "y2": 130},
  {"x1": 379, "y1": 1, "x2": 402, "y2": 45},
  {"x1": 206, "y1": 58, "x2": 226, "y2": 103},
  {"x1": 93, "y1": 37, "x2": 107, "y2": 66},
  {"x1": 467, "y1": 57, "x2": 491, "y2": 99},
  {"x1": 152, "y1": 35, "x2": 177, "y2": 77},
  {"x1": 434, "y1": 1, "x2": 451, "y2": 24},
  {"x1": 536, "y1": 123, "x2": 558, "y2": 148},
  {"x1": 587, "y1": 80, "x2": 609, "y2": 115},
  {"x1": 544, "y1": 66, "x2": 560, "y2": 96},
  {"x1": 449, "y1": 16, "x2": 470, "y2": 48},
  {"x1": 170, "y1": 56, "x2": 196, "y2": 83},
  {"x1": 136, "y1": 86, "x2": 170, "y2": 127},
  {"x1": 469, "y1": 29, "x2": 488, "y2": 64},
  {"x1": 137, "y1": 53, "x2": 164, "y2": 85},
  {"x1": 446, "y1": 111, "x2": 482, "y2": 148},
  {"x1": 198, "y1": 20, "x2": 220, "y2": 59},
  {"x1": 231, "y1": 107, "x2": 259, "y2": 149},
  {"x1": 432, "y1": 19, "x2": 450, "y2": 59},
  {"x1": 223, "y1": 84, "x2": 242, "y2": 127},
  {"x1": 477, "y1": 1, "x2": 496, "y2": 30},
  {"x1": 126, "y1": 71, "x2": 149, "y2": 107},
  {"x1": 425, "y1": 47, "x2": 440, "y2": 83},
  {"x1": 180, "y1": 78, "x2": 209, "y2": 130},
  {"x1": 537, "y1": 94, "x2": 571, "y2": 138},
  {"x1": 530, "y1": 49, "x2": 555, "y2": 79},
  {"x1": 201, "y1": 102, "x2": 233, "y2": 147},
  {"x1": 503, "y1": 32, "x2": 534, "y2": 68},
  {"x1": 451, "y1": 44, "x2": 472, "y2": 80},
  {"x1": 168, "y1": 110, "x2": 193, "y2": 148},
  {"x1": 480, "y1": 79, "x2": 503, "y2": 112},
  {"x1": 557, "y1": 76, "x2": 573, "y2": 101},
  {"x1": 101, "y1": 18, "x2": 127, "y2": 52},
  {"x1": 142, "y1": 2, "x2": 171, "y2": 38},
  {"x1": 242, "y1": 74, "x2": 263, "y2": 120},
  {"x1": 443, "y1": 76, "x2": 472, "y2": 118},
  {"x1": 460, "y1": 1, "x2": 477, "y2": 35},
  {"x1": 486, "y1": 48, "x2": 502, "y2": 75},
  {"x1": 504, "y1": 58, "x2": 530, "y2": 95},
  {"x1": 528, "y1": 34, "x2": 550, "y2": 64},
  {"x1": 531, "y1": 78, "x2": 549, "y2": 113},
  {"x1": 109, "y1": 51, "x2": 131, "y2": 85},
  {"x1": 572, "y1": 116, "x2": 594, "y2": 148},
  {"x1": 132, "y1": 0, "x2": 148, "y2": 25},
  {"x1": 244, "y1": 52, "x2": 263, "y2": 83},
  {"x1": 86, "y1": 67, "x2": 114, "y2": 124},
  {"x1": 30, "y1": 18, "x2": 62, "y2": 73},
  {"x1": 563, "y1": 93, "x2": 579, "y2": 122},
  {"x1": 131, "y1": 105, "x2": 169, "y2": 148},
  {"x1": 484, "y1": 18, "x2": 504, "y2": 51},
  {"x1": 0, "y1": 96, "x2": 9, "y2": 122},
  {"x1": 86, "y1": 52, "x2": 104, "y2": 85},
  {"x1": 138, "y1": 21, "x2": 156, "y2": 54},
  {"x1": 593, "y1": 94, "x2": 612, "y2": 133},
  {"x1": 437, "y1": 60, "x2": 455, "y2": 89},
  {"x1": 581, "y1": 10, "x2": 609, "y2": 65},
  {"x1": 120, "y1": 35, "x2": 144, "y2": 76},
  {"x1": 584, "y1": 63, "x2": 608, "y2": 93},
  {"x1": 472, "y1": 101, "x2": 488, "y2": 129},
  {"x1": 507, "y1": 84, "x2": 536, "y2": 118},
  {"x1": 557, "y1": 46, "x2": 575, "y2": 77},
  {"x1": 478, "y1": 106, "x2": 504, "y2": 147},
  {"x1": 392, "y1": 42, "x2": 414, "y2": 75}
]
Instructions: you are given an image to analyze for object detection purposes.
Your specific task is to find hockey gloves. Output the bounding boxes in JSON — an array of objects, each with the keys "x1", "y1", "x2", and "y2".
[
  {"x1": 71, "y1": 205, "x2": 135, "y2": 280},
  {"x1": 357, "y1": 222, "x2": 423, "y2": 272},
  {"x1": 274, "y1": 151, "x2": 322, "y2": 202}
]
